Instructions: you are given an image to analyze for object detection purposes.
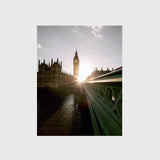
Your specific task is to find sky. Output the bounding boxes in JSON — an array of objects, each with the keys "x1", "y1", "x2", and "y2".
[{"x1": 37, "y1": 26, "x2": 122, "y2": 76}]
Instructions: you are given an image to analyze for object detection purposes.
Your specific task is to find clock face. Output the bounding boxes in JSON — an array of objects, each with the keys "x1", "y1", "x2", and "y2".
[{"x1": 75, "y1": 59, "x2": 77, "y2": 63}]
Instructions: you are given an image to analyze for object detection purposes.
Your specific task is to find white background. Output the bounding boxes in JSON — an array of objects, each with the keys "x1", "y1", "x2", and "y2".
[{"x1": 0, "y1": 0, "x2": 160, "y2": 160}]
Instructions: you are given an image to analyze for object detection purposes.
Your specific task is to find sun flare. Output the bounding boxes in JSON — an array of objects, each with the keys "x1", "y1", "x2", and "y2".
[{"x1": 78, "y1": 63, "x2": 93, "y2": 82}]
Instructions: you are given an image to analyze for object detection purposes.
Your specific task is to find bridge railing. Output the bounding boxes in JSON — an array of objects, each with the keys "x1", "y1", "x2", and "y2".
[{"x1": 83, "y1": 68, "x2": 122, "y2": 135}]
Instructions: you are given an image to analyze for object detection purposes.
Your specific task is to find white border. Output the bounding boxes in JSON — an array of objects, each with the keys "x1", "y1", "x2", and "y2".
[{"x1": 1, "y1": 0, "x2": 160, "y2": 160}]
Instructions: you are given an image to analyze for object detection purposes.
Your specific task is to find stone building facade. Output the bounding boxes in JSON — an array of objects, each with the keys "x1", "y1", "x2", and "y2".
[{"x1": 37, "y1": 58, "x2": 76, "y2": 87}]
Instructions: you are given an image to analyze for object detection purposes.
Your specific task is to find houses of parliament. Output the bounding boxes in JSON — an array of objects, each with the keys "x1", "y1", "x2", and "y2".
[
  {"x1": 37, "y1": 50, "x2": 79, "y2": 87},
  {"x1": 37, "y1": 49, "x2": 113, "y2": 87}
]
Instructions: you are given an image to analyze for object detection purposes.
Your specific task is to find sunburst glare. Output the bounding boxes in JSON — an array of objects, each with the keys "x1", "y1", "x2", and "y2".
[{"x1": 78, "y1": 62, "x2": 93, "y2": 82}]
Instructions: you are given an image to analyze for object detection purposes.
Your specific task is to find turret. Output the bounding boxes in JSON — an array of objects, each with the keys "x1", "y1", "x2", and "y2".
[
  {"x1": 38, "y1": 60, "x2": 40, "y2": 72},
  {"x1": 60, "y1": 61, "x2": 62, "y2": 67}
]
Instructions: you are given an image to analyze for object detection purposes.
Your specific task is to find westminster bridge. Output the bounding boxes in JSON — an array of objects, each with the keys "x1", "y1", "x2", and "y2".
[{"x1": 37, "y1": 68, "x2": 122, "y2": 136}]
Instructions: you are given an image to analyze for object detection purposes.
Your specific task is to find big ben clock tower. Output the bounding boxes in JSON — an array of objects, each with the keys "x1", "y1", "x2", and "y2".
[{"x1": 73, "y1": 50, "x2": 79, "y2": 78}]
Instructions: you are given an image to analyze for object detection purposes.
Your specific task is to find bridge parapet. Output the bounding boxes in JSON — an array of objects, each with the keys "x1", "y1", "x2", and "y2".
[{"x1": 84, "y1": 68, "x2": 122, "y2": 135}]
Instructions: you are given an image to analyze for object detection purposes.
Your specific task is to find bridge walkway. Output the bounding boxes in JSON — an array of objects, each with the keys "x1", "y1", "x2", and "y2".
[{"x1": 38, "y1": 94, "x2": 93, "y2": 136}]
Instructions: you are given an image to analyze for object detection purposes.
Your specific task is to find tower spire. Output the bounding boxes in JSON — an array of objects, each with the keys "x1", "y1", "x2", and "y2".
[{"x1": 75, "y1": 49, "x2": 78, "y2": 56}]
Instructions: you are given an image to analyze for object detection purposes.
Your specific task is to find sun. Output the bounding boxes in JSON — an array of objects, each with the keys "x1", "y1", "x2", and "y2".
[{"x1": 78, "y1": 63, "x2": 93, "y2": 82}]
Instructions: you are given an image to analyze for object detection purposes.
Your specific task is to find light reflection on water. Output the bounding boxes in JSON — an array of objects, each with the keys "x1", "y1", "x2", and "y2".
[
  {"x1": 38, "y1": 91, "x2": 94, "y2": 135},
  {"x1": 38, "y1": 94, "x2": 80, "y2": 135}
]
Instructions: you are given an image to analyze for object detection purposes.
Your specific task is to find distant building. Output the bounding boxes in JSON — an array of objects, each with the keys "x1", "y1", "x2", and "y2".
[
  {"x1": 87, "y1": 67, "x2": 112, "y2": 80},
  {"x1": 37, "y1": 58, "x2": 76, "y2": 87}
]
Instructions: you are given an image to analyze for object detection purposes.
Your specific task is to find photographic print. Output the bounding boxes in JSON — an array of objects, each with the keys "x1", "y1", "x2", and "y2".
[{"x1": 37, "y1": 26, "x2": 122, "y2": 136}]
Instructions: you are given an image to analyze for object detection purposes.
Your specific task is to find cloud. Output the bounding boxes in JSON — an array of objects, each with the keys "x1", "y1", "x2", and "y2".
[
  {"x1": 87, "y1": 26, "x2": 104, "y2": 39},
  {"x1": 37, "y1": 44, "x2": 41, "y2": 48},
  {"x1": 72, "y1": 29, "x2": 77, "y2": 33}
]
